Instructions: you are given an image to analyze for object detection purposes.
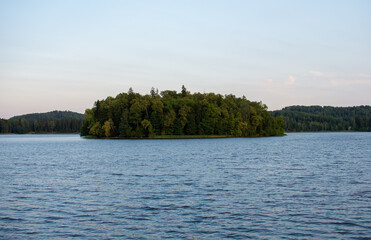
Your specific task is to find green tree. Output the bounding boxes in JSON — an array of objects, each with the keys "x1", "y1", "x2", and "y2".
[
  {"x1": 163, "y1": 110, "x2": 176, "y2": 135},
  {"x1": 141, "y1": 119, "x2": 154, "y2": 137},
  {"x1": 89, "y1": 122, "x2": 104, "y2": 137},
  {"x1": 103, "y1": 119, "x2": 115, "y2": 137}
]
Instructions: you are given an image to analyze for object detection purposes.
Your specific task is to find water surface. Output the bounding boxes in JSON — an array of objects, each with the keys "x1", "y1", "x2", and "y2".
[{"x1": 0, "y1": 133, "x2": 370, "y2": 239}]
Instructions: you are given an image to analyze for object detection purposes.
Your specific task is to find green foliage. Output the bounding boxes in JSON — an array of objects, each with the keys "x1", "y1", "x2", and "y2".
[
  {"x1": 89, "y1": 122, "x2": 104, "y2": 137},
  {"x1": 271, "y1": 105, "x2": 371, "y2": 132},
  {"x1": 141, "y1": 119, "x2": 154, "y2": 137},
  {"x1": 103, "y1": 119, "x2": 115, "y2": 137},
  {"x1": 81, "y1": 87, "x2": 284, "y2": 138}
]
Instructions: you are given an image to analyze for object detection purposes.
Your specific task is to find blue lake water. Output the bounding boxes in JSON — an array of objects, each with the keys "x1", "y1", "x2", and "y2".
[{"x1": 0, "y1": 133, "x2": 370, "y2": 239}]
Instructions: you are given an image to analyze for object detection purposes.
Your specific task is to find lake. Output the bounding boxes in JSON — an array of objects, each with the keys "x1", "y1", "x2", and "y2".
[{"x1": 0, "y1": 133, "x2": 370, "y2": 239}]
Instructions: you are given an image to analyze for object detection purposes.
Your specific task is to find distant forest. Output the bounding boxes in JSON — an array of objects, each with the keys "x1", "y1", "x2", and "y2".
[
  {"x1": 81, "y1": 86, "x2": 285, "y2": 138},
  {"x1": 271, "y1": 105, "x2": 371, "y2": 132},
  {"x1": 0, "y1": 111, "x2": 84, "y2": 134}
]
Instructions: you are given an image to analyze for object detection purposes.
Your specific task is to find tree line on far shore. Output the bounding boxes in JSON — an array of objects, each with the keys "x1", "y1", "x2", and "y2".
[
  {"x1": 271, "y1": 105, "x2": 371, "y2": 132},
  {"x1": 81, "y1": 86, "x2": 285, "y2": 138},
  {"x1": 0, "y1": 111, "x2": 84, "y2": 134}
]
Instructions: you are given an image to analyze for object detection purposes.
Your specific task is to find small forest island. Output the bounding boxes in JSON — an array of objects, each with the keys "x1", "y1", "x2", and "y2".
[{"x1": 80, "y1": 86, "x2": 285, "y2": 138}]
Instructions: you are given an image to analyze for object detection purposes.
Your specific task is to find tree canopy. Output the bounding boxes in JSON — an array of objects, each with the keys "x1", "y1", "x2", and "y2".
[{"x1": 81, "y1": 86, "x2": 284, "y2": 138}]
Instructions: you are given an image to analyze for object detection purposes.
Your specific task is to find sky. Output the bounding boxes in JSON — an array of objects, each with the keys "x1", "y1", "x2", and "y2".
[{"x1": 1, "y1": 0, "x2": 370, "y2": 119}]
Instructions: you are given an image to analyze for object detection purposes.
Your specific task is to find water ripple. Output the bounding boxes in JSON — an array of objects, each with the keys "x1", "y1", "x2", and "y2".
[{"x1": 0, "y1": 133, "x2": 370, "y2": 239}]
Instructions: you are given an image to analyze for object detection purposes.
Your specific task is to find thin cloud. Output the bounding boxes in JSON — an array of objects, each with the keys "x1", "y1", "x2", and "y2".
[
  {"x1": 308, "y1": 71, "x2": 371, "y2": 86},
  {"x1": 310, "y1": 70, "x2": 324, "y2": 76},
  {"x1": 331, "y1": 79, "x2": 371, "y2": 86},
  {"x1": 357, "y1": 73, "x2": 371, "y2": 79},
  {"x1": 286, "y1": 75, "x2": 296, "y2": 85}
]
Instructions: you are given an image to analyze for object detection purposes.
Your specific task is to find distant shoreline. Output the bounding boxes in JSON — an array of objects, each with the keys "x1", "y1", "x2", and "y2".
[{"x1": 2, "y1": 131, "x2": 369, "y2": 137}]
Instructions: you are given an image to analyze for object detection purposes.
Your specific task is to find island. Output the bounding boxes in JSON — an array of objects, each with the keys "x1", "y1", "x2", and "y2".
[{"x1": 80, "y1": 86, "x2": 285, "y2": 138}]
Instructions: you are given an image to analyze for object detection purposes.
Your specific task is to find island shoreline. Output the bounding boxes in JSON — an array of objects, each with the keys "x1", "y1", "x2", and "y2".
[{"x1": 82, "y1": 134, "x2": 286, "y2": 140}]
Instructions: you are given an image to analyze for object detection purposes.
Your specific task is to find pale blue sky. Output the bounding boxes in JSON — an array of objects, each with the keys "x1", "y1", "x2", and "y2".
[{"x1": 1, "y1": 0, "x2": 370, "y2": 118}]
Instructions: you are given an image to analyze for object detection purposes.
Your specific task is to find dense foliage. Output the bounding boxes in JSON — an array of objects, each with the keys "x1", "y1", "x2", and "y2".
[
  {"x1": 271, "y1": 105, "x2": 371, "y2": 132},
  {"x1": 81, "y1": 86, "x2": 284, "y2": 138},
  {"x1": 0, "y1": 111, "x2": 84, "y2": 134}
]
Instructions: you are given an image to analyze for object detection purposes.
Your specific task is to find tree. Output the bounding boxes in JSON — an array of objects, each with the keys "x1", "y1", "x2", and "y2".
[
  {"x1": 89, "y1": 122, "x2": 104, "y2": 137},
  {"x1": 119, "y1": 108, "x2": 131, "y2": 137},
  {"x1": 163, "y1": 110, "x2": 176, "y2": 135},
  {"x1": 181, "y1": 85, "x2": 188, "y2": 97},
  {"x1": 141, "y1": 119, "x2": 154, "y2": 137},
  {"x1": 178, "y1": 100, "x2": 190, "y2": 131},
  {"x1": 103, "y1": 119, "x2": 115, "y2": 137}
]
